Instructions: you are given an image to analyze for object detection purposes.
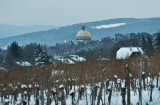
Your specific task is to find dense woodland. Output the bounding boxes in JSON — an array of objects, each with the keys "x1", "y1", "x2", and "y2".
[{"x1": 0, "y1": 32, "x2": 160, "y2": 67}]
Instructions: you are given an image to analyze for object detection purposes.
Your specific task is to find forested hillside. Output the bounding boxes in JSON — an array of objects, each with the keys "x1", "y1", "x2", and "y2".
[{"x1": 0, "y1": 18, "x2": 160, "y2": 48}]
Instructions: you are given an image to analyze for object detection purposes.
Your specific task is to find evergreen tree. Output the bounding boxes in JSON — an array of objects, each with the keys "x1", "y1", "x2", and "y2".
[
  {"x1": 23, "y1": 43, "x2": 39, "y2": 64},
  {"x1": 4, "y1": 53, "x2": 14, "y2": 67},
  {"x1": 155, "y1": 33, "x2": 160, "y2": 50},
  {"x1": 8, "y1": 41, "x2": 23, "y2": 60},
  {"x1": 145, "y1": 35, "x2": 154, "y2": 56},
  {"x1": 147, "y1": 36, "x2": 153, "y2": 51},
  {"x1": 0, "y1": 55, "x2": 5, "y2": 67},
  {"x1": 5, "y1": 41, "x2": 23, "y2": 66},
  {"x1": 33, "y1": 46, "x2": 50, "y2": 65},
  {"x1": 140, "y1": 36, "x2": 146, "y2": 50}
]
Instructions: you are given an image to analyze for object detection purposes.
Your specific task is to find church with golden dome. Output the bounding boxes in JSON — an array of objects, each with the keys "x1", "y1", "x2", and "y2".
[{"x1": 76, "y1": 24, "x2": 91, "y2": 42}]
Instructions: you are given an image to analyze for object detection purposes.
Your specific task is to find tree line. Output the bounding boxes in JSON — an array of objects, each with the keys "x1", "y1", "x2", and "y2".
[
  {"x1": 0, "y1": 42, "x2": 51, "y2": 67},
  {"x1": 0, "y1": 32, "x2": 160, "y2": 67}
]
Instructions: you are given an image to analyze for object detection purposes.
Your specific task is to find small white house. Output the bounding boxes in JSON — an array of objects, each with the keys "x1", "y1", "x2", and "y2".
[
  {"x1": 116, "y1": 47, "x2": 143, "y2": 59},
  {"x1": 16, "y1": 62, "x2": 32, "y2": 66}
]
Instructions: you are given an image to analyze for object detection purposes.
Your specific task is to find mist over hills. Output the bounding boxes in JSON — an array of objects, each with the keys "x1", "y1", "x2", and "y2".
[
  {"x1": 0, "y1": 24, "x2": 58, "y2": 38},
  {"x1": 0, "y1": 18, "x2": 160, "y2": 48}
]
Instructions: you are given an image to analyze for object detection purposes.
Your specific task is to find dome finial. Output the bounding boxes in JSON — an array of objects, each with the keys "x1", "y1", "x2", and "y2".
[{"x1": 82, "y1": 24, "x2": 85, "y2": 30}]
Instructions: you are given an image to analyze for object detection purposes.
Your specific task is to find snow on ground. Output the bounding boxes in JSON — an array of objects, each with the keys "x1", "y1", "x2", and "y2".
[
  {"x1": 92, "y1": 23, "x2": 126, "y2": 29},
  {"x1": 52, "y1": 70, "x2": 64, "y2": 75},
  {"x1": 0, "y1": 67, "x2": 6, "y2": 71},
  {"x1": 52, "y1": 77, "x2": 160, "y2": 105},
  {"x1": 0, "y1": 77, "x2": 160, "y2": 105},
  {"x1": 50, "y1": 85, "x2": 160, "y2": 105},
  {"x1": 58, "y1": 58, "x2": 75, "y2": 64},
  {"x1": 57, "y1": 55, "x2": 86, "y2": 64},
  {"x1": 0, "y1": 67, "x2": 5, "y2": 70}
]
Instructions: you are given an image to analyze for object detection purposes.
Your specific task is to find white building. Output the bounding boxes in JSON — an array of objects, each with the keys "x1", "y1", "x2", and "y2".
[
  {"x1": 16, "y1": 61, "x2": 32, "y2": 66},
  {"x1": 116, "y1": 47, "x2": 143, "y2": 59}
]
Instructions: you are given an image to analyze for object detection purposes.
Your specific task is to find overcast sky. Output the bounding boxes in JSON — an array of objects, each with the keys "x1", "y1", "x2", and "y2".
[{"x1": 0, "y1": 0, "x2": 160, "y2": 26}]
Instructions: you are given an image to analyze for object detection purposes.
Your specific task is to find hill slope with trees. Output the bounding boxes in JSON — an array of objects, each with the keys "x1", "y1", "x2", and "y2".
[{"x1": 0, "y1": 18, "x2": 160, "y2": 48}]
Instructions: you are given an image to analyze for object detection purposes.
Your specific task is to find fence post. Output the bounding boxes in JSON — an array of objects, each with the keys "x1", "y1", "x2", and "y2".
[
  {"x1": 97, "y1": 68, "x2": 106, "y2": 105},
  {"x1": 139, "y1": 71, "x2": 142, "y2": 105},
  {"x1": 126, "y1": 65, "x2": 130, "y2": 105},
  {"x1": 92, "y1": 77, "x2": 95, "y2": 105},
  {"x1": 121, "y1": 87, "x2": 126, "y2": 105},
  {"x1": 40, "y1": 66, "x2": 44, "y2": 105}
]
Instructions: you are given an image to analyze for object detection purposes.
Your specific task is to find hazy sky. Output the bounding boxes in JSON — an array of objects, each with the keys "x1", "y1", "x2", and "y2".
[{"x1": 0, "y1": 0, "x2": 160, "y2": 26}]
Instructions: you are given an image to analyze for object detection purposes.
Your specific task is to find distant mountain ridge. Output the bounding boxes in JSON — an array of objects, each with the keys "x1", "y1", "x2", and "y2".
[
  {"x1": 0, "y1": 24, "x2": 58, "y2": 38},
  {"x1": 0, "y1": 18, "x2": 160, "y2": 48}
]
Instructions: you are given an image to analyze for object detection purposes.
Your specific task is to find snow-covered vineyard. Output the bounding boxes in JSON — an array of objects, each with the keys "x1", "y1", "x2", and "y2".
[{"x1": 0, "y1": 55, "x2": 160, "y2": 105}]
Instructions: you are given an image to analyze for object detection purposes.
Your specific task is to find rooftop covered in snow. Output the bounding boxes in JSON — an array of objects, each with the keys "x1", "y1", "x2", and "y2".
[
  {"x1": 69, "y1": 55, "x2": 86, "y2": 62},
  {"x1": 16, "y1": 62, "x2": 32, "y2": 66},
  {"x1": 116, "y1": 47, "x2": 143, "y2": 59}
]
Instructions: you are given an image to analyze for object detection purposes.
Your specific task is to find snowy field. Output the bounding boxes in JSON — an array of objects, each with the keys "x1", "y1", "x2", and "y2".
[{"x1": 0, "y1": 77, "x2": 160, "y2": 105}]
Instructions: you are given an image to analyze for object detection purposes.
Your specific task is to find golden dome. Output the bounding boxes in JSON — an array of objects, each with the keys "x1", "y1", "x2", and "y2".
[{"x1": 76, "y1": 24, "x2": 91, "y2": 40}]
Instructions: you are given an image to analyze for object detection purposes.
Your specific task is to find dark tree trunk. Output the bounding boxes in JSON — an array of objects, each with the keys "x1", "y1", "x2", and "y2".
[
  {"x1": 121, "y1": 88, "x2": 126, "y2": 105},
  {"x1": 142, "y1": 73, "x2": 146, "y2": 90},
  {"x1": 108, "y1": 89, "x2": 112, "y2": 105},
  {"x1": 157, "y1": 76, "x2": 159, "y2": 87},
  {"x1": 150, "y1": 86, "x2": 153, "y2": 102}
]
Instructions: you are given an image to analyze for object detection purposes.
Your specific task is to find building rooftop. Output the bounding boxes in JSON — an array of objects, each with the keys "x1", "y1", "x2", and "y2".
[{"x1": 116, "y1": 47, "x2": 143, "y2": 59}]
